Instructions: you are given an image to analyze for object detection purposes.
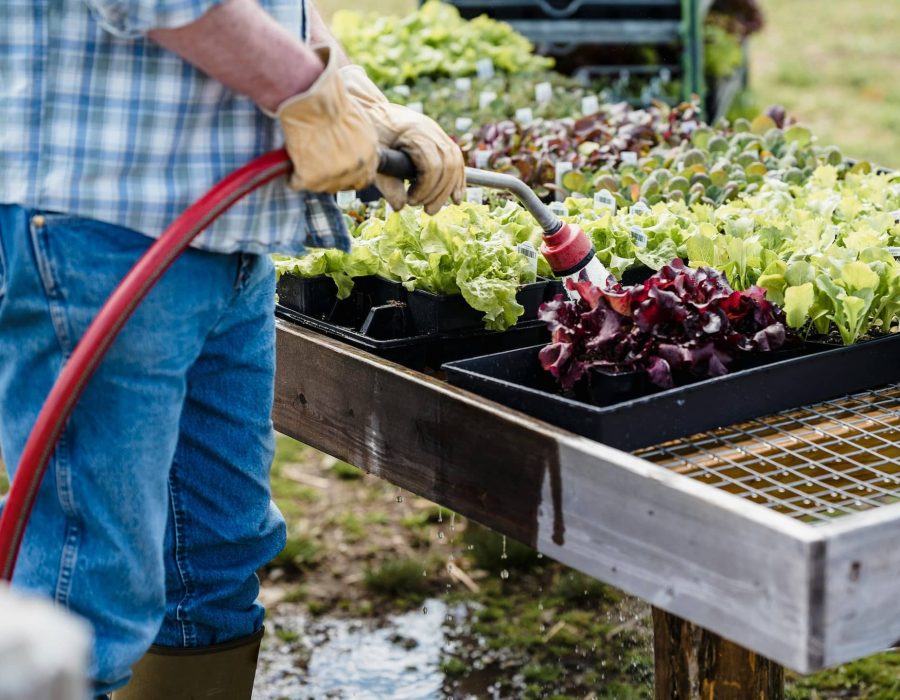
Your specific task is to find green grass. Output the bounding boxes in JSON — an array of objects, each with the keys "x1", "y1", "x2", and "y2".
[
  {"x1": 330, "y1": 461, "x2": 364, "y2": 480},
  {"x1": 787, "y1": 651, "x2": 900, "y2": 699},
  {"x1": 363, "y1": 557, "x2": 429, "y2": 598},
  {"x1": 750, "y1": 0, "x2": 900, "y2": 168}
]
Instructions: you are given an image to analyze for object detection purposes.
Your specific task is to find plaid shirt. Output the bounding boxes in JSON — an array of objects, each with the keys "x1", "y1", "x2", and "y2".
[{"x1": 0, "y1": 0, "x2": 349, "y2": 256}]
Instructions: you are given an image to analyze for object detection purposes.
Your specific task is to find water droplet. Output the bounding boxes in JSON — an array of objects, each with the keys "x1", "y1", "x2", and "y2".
[
  {"x1": 450, "y1": 512, "x2": 456, "y2": 531},
  {"x1": 467, "y1": 544, "x2": 474, "y2": 550},
  {"x1": 501, "y1": 536, "x2": 508, "y2": 560},
  {"x1": 537, "y1": 553, "x2": 543, "y2": 559},
  {"x1": 500, "y1": 569, "x2": 509, "y2": 579},
  {"x1": 438, "y1": 508, "x2": 443, "y2": 523},
  {"x1": 438, "y1": 531, "x2": 444, "y2": 540},
  {"x1": 422, "y1": 569, "x2": 428, "y2": 577}
]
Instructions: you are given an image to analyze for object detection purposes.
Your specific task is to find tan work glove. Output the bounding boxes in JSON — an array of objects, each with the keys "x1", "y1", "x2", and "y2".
[
  {"x1": 340, "y1": 65, "x2": 465, "y2": 215},
  {"x1": 274, "y1": 47, "x2": 379, "y2": 193}
]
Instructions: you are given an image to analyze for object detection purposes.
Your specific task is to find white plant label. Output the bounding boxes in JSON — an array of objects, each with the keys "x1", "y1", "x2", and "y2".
[
  {"x1": 549, "y1": 201, "x2": 568, "y2": 217},
  {"x1": 517, "y1": 242, "x2": 539, "y2": 274},
  {"x1": 406, "y1": 101, "x2": 424, "y2": 114},
  {"x1": 476, "y1": 57, "x2": 495, "y2": 79},
  {"x1": 474, "y1": 149, "x2": 492, "y2": 169},
  {"x1": 620, "y1": 151, "x2": 638, "y2": 165},
  {"x1": 455, "y1": 116, "x2": 473, "y2": 132},
  {"x1": 479, "y1": 90, "x2": 497, "y2": 110},
  {"x1": 594, "y1": 189, "x2": 617, "y2": 214},
  {"x1": 534, "y1": 81, "x2": 553, "y2": 104},
  {"x1": 630, "y1": 225, "x2": 648, "y2": 248},
  {"x1": 465, "y1": 187, "x2": 484, "y2": 204},
  {"x1": 888, "y1": 246, "x2": 900, "y2": 259},
  {"x1": 581, "y1": 95, "x2": 600, "y2": 115},
  {"x1": 336, "y1": 190, "x2": 356, "y2": 209},
  {"x1": 554, "y1": 161, "x2": 573, "y2": 189},
  {"x1": 630, "y1": 201, "x2": 651, "y2": 215},
  {"x1": 515, "y1": 107, "x2": 534, "y2": 126},
  {"x1": 454, "y1": 77, "x2": 472, "y2": 93}
]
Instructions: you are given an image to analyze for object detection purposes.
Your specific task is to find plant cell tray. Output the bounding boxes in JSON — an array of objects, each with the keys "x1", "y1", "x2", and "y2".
[
  {"x1": 443, "y1": 333, "x2": 900, "y2": 451},
  {"x1": 275, "y1": 305, "x2": 549, "y2": 370},
  {"x1": 274, "y1": 274, "x2": 553, "y2": 370}
]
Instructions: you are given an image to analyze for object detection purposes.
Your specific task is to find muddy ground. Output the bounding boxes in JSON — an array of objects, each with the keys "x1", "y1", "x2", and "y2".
[{"x1": 252, "y1": 436, "x2": 900, "y2": 700}]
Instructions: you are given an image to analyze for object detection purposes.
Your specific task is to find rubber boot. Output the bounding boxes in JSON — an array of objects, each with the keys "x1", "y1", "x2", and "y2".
[{"x1": 111, "y1": 628, "x2": 263, "y2": 700}]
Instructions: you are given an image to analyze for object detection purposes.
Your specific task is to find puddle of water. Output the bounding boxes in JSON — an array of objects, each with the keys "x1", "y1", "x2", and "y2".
[{"x1": 255, "y1": 599, "x2": 468, "y2": 700}]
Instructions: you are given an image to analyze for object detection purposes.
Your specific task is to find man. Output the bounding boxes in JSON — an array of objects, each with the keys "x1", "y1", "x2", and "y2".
[{"x1": 0, "y1": 0, "x2": 465, "y2": 696}]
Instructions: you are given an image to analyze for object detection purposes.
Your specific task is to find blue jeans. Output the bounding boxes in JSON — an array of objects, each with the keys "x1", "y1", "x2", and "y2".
[{"x1": 0, "y1": 205, "x2": 286, "y2": 694}]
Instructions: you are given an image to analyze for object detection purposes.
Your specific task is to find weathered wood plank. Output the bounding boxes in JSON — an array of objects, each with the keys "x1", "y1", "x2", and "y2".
[
  {"x1": 273, "y1": 323, "x2": 821, "y2": 671},
  {"x1": 818, "y1": 504, "x2": 900, "y2": 667},
  {"x1": 652, "y1": 608, "x2": 785, "y2": 700}
]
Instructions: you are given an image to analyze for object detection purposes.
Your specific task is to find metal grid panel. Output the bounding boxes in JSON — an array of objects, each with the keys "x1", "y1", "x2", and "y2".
[{"x1": 636, "y1": 385, "x2": 900, "y2": 524}]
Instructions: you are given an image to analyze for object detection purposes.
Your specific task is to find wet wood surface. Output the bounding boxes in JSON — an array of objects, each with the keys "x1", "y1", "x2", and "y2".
[{"x1": 653, "y1": 608, "x2": 785, "y2": 700}]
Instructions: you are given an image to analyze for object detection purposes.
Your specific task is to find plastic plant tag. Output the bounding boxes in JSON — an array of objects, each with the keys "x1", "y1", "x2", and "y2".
[
  {"x1": 534, "y1": 81, "x2": 553, "y2": 104},
  {"x1": 517, "y1": 242, "x2": 539, "y2": 274},
  {"x1": 554, "y1": 161, "x2": 574, "y2": 186},
  {"x1": 474, "y1": 149, "x2": 492, "y2": 169},
  {"x1": 454, "y1": 77, "x2": 472, "y2": 93},
  {"x1": 581, "y1": 95, "x2": 599, "y2": 115},
  {"x1": 455, "y1": 117, "x2": 473, "y2": 132},
  {"x1": 406, "y1": 101, "x2": 424, "y2": 114},
  {"x1": 515, "y1": 107, "x2": 534, "y2": 126},
  {"x1": 392, "y1": 85, "x2": 411, "y2": 98},
  {"x1": 620, "y1": 151, "x2": 638, "y2": 165},
  {"x1": 888, "y1": 246, "x2": 900, "y2": 259},
  {"x1": 466, "y1": 187, "x2": 484, "y2": 204},
  {"x1": 629, "y1": 225, "x2": 648, "y2": 248},
  {"x1": 476, "y1": 57, "x2": 495, "y2": 80},
  {"x1": 336, "y1": 190, "x2": 356, "y2": 209},
  {"x1": 479, "y1": 90, "x2": 497, "y2": 110},
  {"x1": 593, "y1": 189, "x2": 617, "y2": 214},
  {"x1": 630, "y1": 201, "x2": 651, "y2": 215},
  {"x1": 549, "y1": 201, "x2": 568, "y2": 217}
]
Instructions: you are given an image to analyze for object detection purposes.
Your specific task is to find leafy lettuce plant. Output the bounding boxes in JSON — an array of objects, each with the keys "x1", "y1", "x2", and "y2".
[
  {"x1": 538, "y1": 260, "x2": 786, "y2": 390},
  {"x1": 331, "y1": 1, "x2": 552, "y2": 88}
]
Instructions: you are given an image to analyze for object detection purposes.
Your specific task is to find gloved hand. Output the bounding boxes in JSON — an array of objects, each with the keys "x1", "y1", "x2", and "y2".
[
  {"x1": 274, "y1": 47, "x2": 379, "y2": 193},
  {"x1": 340, "y1": 64, "x2": 465, "y2": 215}
]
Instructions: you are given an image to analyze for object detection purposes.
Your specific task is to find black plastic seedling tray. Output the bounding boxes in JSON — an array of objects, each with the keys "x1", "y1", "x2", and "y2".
[
  {"x1": 275, "y1": 274, "x2": 552, "y2": 370},
  {"x1": 275, "y1": 304, "x2": 549, "y2": 370},
  {"x1": 443, "y1": 333, "x2": 900, "y2": 451},
  {"x1": 407, "y1": 280, "x2": 548, "y2": 333}
]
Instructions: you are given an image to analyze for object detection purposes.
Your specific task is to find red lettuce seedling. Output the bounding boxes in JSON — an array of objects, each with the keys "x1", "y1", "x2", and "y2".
[{"x1": 538, "y1": 260, "x2": 786, "y2": 390}]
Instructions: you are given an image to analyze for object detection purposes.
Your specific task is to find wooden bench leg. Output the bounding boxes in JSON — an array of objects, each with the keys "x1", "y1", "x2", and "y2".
[{"x1": 652, "y1": 607, "x2": 785, "y2": 700}]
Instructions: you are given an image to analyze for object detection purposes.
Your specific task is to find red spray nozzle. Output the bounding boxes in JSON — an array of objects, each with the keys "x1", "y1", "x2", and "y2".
[{"x1": 540, "y1": 222, "x2": 595, "y2": 276}]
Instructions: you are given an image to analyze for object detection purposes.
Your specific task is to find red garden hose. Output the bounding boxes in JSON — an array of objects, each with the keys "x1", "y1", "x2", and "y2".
[{"x1": 0, "y1": 148, "x2": 293, "y2": 580}]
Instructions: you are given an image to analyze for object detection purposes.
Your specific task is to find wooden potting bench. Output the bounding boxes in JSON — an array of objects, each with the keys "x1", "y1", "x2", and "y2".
[{"x1": 273, "y1": 320, "x2": 900, "y2": 699}]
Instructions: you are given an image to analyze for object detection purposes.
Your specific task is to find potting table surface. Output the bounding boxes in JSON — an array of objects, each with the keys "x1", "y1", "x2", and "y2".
[{"x1": 272, "y1": 319, "x2": 900, "y2": 676}]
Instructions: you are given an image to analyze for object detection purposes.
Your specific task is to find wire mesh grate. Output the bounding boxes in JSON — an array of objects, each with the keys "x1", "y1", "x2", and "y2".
[{"x1": 635, "y1": 385, "x2": 900, "y2": 524}]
